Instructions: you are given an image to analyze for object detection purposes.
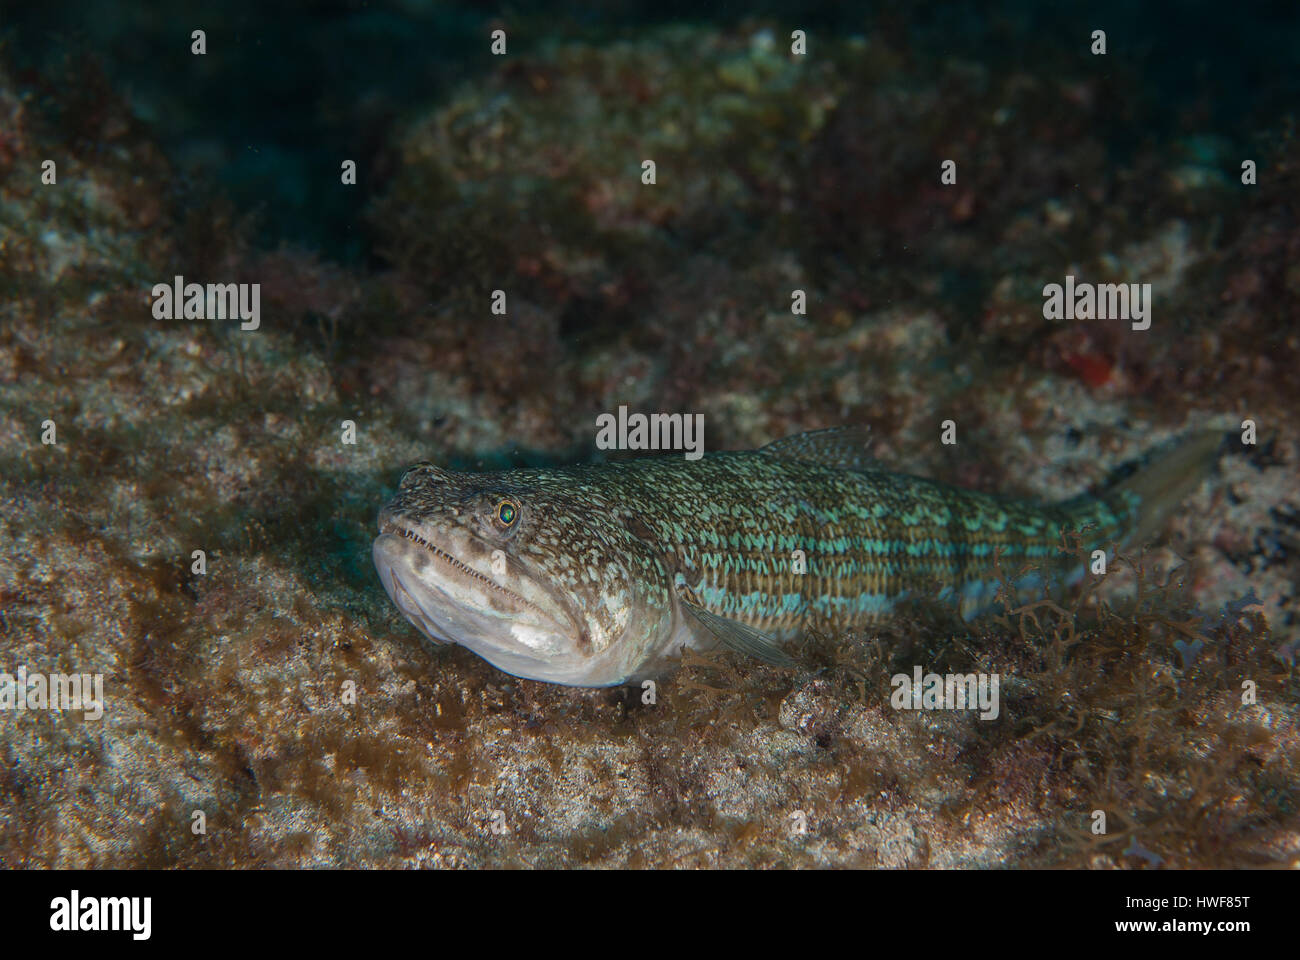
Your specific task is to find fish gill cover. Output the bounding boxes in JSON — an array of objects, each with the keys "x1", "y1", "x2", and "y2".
[{"x1": 0, "y1": 0, "x2": 1297, "y2": 873}]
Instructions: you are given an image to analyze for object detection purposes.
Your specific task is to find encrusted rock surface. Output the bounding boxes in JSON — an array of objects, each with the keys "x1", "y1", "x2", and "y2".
[{"x1": 1, "y1": 23, "x2": 1297, "y2": 868}]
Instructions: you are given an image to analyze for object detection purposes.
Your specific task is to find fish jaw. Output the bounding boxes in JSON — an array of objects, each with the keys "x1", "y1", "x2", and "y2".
[{"x1": 372, "y1": 520, "x2": 657, "y2": 687}]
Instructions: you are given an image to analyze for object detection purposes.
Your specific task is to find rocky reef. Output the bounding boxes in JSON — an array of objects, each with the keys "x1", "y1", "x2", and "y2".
[{"x1": 1, "y1": 12, "x2": 1297, "y2": 867}]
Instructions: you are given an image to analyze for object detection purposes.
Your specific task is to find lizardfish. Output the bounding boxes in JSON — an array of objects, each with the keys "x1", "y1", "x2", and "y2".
[{"x1": 372, "y1": 427, "x2": 1221, "y2": 687}]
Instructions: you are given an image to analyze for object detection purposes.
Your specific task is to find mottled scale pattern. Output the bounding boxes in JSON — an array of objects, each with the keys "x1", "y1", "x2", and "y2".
[{"x1": 464, "y1": 451, "x2": 1139, "y2": 638}]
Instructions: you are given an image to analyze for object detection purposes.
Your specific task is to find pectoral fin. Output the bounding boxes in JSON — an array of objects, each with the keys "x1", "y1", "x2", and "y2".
[{"x1": 678, "y1": 594, "x2": 796, "y2": 668}]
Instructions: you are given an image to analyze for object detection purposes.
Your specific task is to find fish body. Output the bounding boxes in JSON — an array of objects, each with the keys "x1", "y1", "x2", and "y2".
[{"x1": 372, "y1": 428, "x2": 1221, "y2": 687}]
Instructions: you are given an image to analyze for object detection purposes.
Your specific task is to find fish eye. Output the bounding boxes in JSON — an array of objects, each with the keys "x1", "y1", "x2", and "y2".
[{"x1": 494, "y1": 498, "x2": 519, "y2": 528}]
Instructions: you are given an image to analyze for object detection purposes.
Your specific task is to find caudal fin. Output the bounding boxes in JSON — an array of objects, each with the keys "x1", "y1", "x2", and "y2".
[{"x1": 1104, "y1": 430, "x2": 1226, "y2": 547}]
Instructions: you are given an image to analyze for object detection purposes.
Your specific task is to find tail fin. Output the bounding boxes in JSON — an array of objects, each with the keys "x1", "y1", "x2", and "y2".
[{"x1": 1104, "y1": 430, "x2": 1225, "y2": 547}]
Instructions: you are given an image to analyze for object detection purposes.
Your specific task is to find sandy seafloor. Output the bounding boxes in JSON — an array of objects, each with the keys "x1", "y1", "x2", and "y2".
[{"x1": 1, "y1": 5, "x2": 1298, "y2": 867}]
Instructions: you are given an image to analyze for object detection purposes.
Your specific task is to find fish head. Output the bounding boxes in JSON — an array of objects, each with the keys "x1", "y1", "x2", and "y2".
[{"x1": 373, "y1": 462, "x2": 674, "y2": 687}]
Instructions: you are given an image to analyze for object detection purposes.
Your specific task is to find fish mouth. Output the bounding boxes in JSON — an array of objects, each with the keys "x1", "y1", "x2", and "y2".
[
  {"x1": 378, "y1": 517, "x2": 539, "y2": 614},
  {"x1": 373, "y1": 553, "x2": 453, "y2": 643},
  {"x1": 374, "y1": 516, "x2": 585, "y2": 645}
]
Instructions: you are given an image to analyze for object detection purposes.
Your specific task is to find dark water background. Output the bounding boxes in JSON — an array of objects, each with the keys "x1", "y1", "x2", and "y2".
[{"x1": 5, "y1": 0, "x2": 1298, "y2": 263}]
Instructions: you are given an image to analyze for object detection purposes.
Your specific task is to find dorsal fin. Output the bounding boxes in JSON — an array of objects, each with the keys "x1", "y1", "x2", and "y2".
[{"x1": 758, "y1": 426, "x2": 884, "y2": 472}]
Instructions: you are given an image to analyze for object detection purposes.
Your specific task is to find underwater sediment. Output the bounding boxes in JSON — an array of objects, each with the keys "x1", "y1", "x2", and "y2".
[{"x1": 0, "y1": 14, "x2": 1298, "y2": 867}]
